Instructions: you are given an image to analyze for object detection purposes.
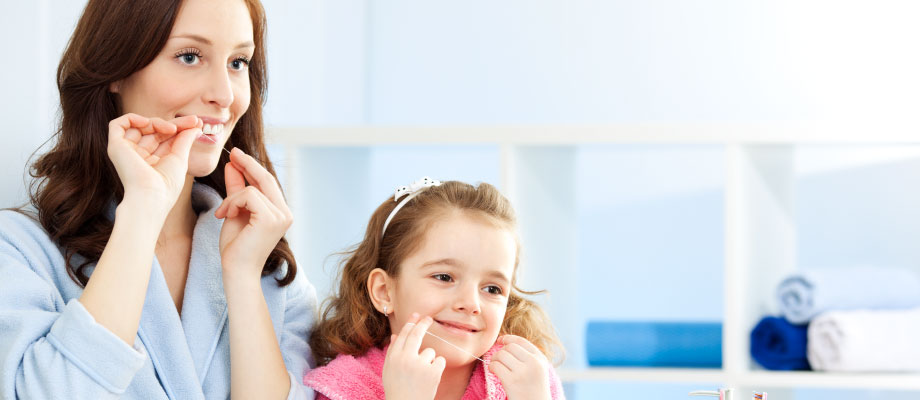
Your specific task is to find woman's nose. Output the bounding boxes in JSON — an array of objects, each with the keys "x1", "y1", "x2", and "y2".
[{"x1": 204, "y1": 66, "x2": 234, "y2": 108}]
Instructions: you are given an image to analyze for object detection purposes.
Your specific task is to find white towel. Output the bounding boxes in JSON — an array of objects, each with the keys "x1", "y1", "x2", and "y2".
[
  {"x1": 776, "y1": 267, "x2": 920, "y2": 324},
  {"x1": 807, "y1": 307, "x2": 920, "y2": 372}
]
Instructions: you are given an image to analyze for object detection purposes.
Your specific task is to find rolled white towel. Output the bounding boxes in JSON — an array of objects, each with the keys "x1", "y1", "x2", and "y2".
[
  {"x1": 807, "y1": 307, "x2": 920, "y2": 372},
  {"x1": 776, "y1": 267, "x2": 920, "y2": 324}
]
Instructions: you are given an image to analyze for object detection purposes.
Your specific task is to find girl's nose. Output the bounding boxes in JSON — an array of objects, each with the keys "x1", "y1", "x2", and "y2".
[{"x1": 453, "y1": 285, "x2": 481, "y2": 315}]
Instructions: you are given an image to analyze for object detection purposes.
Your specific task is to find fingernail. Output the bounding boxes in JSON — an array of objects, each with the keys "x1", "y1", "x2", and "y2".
[
  {"x1": 411, "y1": 312, "x2": 419, "y2": 319},
  {"x1": 231, "y1": 147, "x2": 241, "y2": 155}
]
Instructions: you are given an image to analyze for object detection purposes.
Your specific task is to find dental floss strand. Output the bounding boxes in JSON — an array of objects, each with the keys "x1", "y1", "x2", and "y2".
[
  {"x1": 200, "y1": 132, "x2": 231, "y2": 155},
  {"x1": 406, "y1": 322, "x2": 485, "y2": 363}
]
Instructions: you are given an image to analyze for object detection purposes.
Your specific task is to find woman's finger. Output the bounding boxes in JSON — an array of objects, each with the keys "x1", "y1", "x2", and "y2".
[
  {"x1": 228, "y1": 148, "x2": 287, "y2": 209},
  {"x1": 216, "y1": 186, "x2": 271, "y2": 220},
  {"x1": 124, "y1": 127, "x2": 142, "y2": 143},
  {"x1": 224, "y1": 160, "x2": 248, "y2": 196},
  {"x1": 170, "y1": 115, "x2": 201, "y2": 131}
]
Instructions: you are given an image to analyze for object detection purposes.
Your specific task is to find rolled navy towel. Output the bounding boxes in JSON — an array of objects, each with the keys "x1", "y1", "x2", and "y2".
[
  {"x1": 586, "y1": 321, "x2": 722, "y2": 368},
  {"x1": 750, "y1": 316, "x2": 810, "y2": 370},
  {"x1": 776, "y1": 267, "x2": 920, "y2": 324}
]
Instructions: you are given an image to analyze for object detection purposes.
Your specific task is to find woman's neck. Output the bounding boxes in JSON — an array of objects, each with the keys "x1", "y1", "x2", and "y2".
[
  {"x1": 158, "y1": 175, "x2": 197, "y2": 245},
  {"x1": 434, "y1": 362, "x2": 476, "y2": 400}
]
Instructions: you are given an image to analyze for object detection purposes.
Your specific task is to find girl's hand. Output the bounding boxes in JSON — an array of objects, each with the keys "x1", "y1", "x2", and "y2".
[
  {"x1": 382, "y1": 313, "x2": 445, "y2": 400},
  {"x1": 216, "y1": 148, "x2": 293, "y2": 281},
  {"x1": 107, "y1": 113, "x2": 201, "y2": 214},
  {"x1": 489, "y1": 335, "x2": 552, "y2": 400}
]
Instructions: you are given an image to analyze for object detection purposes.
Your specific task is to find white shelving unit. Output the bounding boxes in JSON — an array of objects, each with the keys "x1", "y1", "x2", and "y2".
[{"x1": 268, "y1": 123, "x2": 920, "y2": 394}]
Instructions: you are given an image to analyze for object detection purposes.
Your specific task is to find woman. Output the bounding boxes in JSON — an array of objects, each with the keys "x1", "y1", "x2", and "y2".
[{"x1": 0, "y1": 0, "x2": 315, "y2": 398}]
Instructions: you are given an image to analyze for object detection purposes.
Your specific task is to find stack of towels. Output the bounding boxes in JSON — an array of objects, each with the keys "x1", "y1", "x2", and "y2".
[{"x1": 751, "y1": 267, "x2": 920, "y2": 372}]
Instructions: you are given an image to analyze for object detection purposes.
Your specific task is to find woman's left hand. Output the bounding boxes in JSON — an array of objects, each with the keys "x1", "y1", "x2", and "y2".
[
  {"x1": 215, "y1": 147, "x2": 293, "y2": 281},
  {"x1": 489, "y1": 335, "x2": 552, "y2": 400}
]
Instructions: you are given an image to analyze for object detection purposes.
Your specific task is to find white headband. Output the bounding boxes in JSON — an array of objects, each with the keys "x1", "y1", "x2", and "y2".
[{"x1": 381, "y1": 177, "x2": 442, "y2": 237}]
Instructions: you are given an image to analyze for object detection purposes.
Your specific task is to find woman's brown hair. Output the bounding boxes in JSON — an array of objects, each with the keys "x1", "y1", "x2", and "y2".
[
  {"x1": 28, "y1": 0, "x2": 297, "y2": 286},
  {"x1": 309, "y1": 180, "x2": 563, "y2": 366}
]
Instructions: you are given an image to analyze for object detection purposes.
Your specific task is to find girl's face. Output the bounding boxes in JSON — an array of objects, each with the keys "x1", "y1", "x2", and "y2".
[
  {"x1": 387, "y1": 212, "x2": 517, "y2": 368},
  {"x1": 113, "y1": 0, "x2": 254, "y2": 177}
]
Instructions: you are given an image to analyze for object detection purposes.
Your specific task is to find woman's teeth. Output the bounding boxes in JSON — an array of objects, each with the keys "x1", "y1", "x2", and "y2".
[{"x1": 203, "y1": 123, "x2": 224, "y2": 136}]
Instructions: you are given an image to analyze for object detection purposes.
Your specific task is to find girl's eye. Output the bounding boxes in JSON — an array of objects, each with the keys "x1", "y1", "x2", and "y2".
[
  {"x1": 175, "y1": 49, "x2": 202, "y2": 65},
  {"x1": 432, "y1": 273, "x2": 453, "y2": 282},
  {"x1": 229, "y1": 56, "x2": 250, "y2": 71},
  {"x1": 483, "y1": 285, "x2": 503, "y2": 295}
]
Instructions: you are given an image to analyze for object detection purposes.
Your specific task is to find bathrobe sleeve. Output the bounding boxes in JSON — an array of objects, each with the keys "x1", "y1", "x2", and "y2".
[
  {"x1": 278, "y1": 264, "x2": 318, "y2": 400},
  {"x1": 0, "y1": 212, "x2": 147, "y2": 399}
]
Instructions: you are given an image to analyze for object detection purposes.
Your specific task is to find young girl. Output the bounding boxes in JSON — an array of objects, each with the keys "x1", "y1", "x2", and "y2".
[{"x1": 305, "y1": 178, "x2": 565, "y2": 399}]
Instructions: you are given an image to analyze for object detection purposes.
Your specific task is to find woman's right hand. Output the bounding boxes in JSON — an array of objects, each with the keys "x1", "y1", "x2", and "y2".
[
  {"x1": 382, "y1": 313, "x2": 446, "y2": 400},
  {"x1": 106, "y1": 113, "x2": 201, "y2": 215}
]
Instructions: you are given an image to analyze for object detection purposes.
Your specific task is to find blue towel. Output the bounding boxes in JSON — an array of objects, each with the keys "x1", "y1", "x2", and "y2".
[
  {"x1": 777, "y1": 267, "x2": 920, "y2": 324},
  {"x1": 750, "y1": 316, "x2": 810, "y2": 370},
  {"x1": 585, "y1": 321, "x2": 722, "y2": 368}
]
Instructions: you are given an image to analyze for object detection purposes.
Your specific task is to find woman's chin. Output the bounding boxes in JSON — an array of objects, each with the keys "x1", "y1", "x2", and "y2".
[{"x1": 187, "y1": 155, "x2": 221, "y2": 178}]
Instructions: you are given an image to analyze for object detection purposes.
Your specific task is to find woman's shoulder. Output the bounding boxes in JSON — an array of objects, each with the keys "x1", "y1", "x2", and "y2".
[
  {"x1": 0, "y1": 208, "x2": 71, "y2": 287},
  {"x1": 0, "y1": 208, "x2": 58, "y2": 253}
]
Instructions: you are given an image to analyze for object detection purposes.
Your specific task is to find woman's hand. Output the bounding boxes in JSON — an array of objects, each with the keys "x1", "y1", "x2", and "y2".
[
  {"x1": 107, "y1": 113, "x2": 201, "y2": 214},
  {"x1": 489, "y1": 335, "x2": 552, "y2": 400},
  {"x1": 383, "y1": 313, "x2": 446, "y2": 400},
  {"x1": 215, "y1": 147, "x2": 293, "y2": 281}
]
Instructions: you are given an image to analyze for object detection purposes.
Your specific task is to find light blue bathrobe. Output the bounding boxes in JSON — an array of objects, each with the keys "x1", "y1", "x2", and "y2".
[{"x1": 0, "y1": 183, "x2": 317, "y2": 399}]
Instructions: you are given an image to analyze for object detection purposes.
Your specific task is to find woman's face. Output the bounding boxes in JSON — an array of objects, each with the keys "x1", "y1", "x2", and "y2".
[{"x1": 113, "y1": 0, "x2": 254, "y2": 177}]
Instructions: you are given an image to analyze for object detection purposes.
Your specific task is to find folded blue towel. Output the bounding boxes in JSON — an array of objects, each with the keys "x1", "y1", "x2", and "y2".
[
  {"x1": 777, "y1": 267, "x2": 920, "y2": 324},
  {"x1": 750, "y1": 316, "x2": 810, "y2": 370},
  {"x1": 585, "y1": 321, "x2": 722, "y2": 368}
]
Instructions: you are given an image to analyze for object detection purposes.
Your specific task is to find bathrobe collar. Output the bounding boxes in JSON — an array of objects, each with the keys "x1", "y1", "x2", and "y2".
[{"x1": 132, "y1": 183, "x2": 228, "y2": 399}]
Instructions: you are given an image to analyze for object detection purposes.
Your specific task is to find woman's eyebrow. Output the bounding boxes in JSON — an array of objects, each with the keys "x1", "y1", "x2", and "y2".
[{"x1": 169, "y1": 34, "x2": 255, "y2": 50}]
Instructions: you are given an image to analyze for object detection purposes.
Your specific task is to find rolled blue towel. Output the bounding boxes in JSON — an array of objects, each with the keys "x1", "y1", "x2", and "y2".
[
  {"x1": 750, "y1": 316, "x2": 810, "y2": 370},
  {"x1": 585, "y1": 321, "x2": 722, "y2": 368},
  {"x1": 777, "y1": 267, "x2": 920, "y2": 324}
]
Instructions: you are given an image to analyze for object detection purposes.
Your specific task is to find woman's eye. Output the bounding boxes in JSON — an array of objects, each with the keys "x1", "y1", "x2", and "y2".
[
  {"x1": 176, "y1": 51, "x2": 201, "y2": 66},
  {"x1": 229, "y1": 57, "x2": 250, "y2": 71},
  {"x1": 432, "y1": 274, "x2": 453, "y2": 282},
  {"x1": 483, "y1": 285, "x2": 503, "y2": 295}
]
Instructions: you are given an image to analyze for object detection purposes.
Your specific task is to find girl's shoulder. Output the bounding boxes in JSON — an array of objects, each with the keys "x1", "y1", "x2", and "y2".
[{"x1": 303, "y1": 347, "x2": 387, "y2": 400}]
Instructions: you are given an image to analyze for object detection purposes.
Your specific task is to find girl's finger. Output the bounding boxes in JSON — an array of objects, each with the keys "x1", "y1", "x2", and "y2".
[
  {"x1": 501, "y1": 343, "x2": 533, "y2": 364},
  {"x1": 489, "y1": 358, "x2": 512, "y2": 378},
  {"x1": 419, "y1": 347, "x2": 436, "y2": 364},
  {"x1": 501, "y1": 335, "x2": 542, "y2": 356},
  {"x1": 492, "y1": 349, "x2": 522, "y2": 372},
  {"x1": 403, "y1": 316, "x2": 433, "y2": 354},
  {"x1": 228, "y1": 148, "x2": 287, "y2": 209},
  {"x1": 390, "y1": 313, "x2": 420, "y2": 352}
]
